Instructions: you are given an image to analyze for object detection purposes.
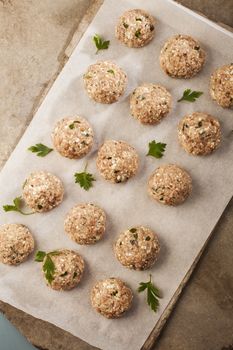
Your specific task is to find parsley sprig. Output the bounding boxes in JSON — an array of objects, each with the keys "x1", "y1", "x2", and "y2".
[
  {"x1": 35, "y1": 250, "x2": 60, "y2": 284},
  {"x1": 74, "y1": 163, "x2": 95, "y2": 191},
  {"x1": 178, "y1": 89, "x2": 203, "y2": 102},
  {"x1": 3, "y1": 197, "x2": 34, "y2": 215},
  {"x1": 93, "y1": 34, "x2": 110, "y2": 54},
  {"x1": 138, "y1": 275, "x2": 162, "y2": 312},
  {"x1": 147, "y1": 140, "x2": 166, "y2": 159},
  {"x1": 28, "y1": 143, "x2": 53, "y2": 157}
]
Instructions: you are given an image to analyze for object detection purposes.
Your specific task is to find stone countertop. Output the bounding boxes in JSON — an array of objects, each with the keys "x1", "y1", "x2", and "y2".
[{"x1": 0, "y1": 1, "x2": 233, "y2": 350}]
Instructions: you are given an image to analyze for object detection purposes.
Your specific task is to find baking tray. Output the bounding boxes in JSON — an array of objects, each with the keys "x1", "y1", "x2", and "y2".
[{"x1": 0, "y1": 1, "x2": 233, "y2": 349}]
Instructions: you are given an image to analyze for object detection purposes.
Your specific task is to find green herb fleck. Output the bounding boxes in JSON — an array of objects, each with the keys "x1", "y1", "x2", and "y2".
[
  {"x1": 74, "y1": 163, "x2": 95, "y2": 191},
  {"x1": 178, "y1": 89, "x2": 203, "y2": 102},
  {"x1": 123, "y1": 22, "x2": 129, "y2": 29},
  {"x1": 147, "y1": 140, "x2": 166, "y2": 159},
  {"x1": 60, "y1": 271, "x2": 68, "y2": 277},
  {"x1": 28, "y1": 143, "x2": 53, "y2": 157},
  {"x1": 136, "y1": 18, "x2": 142, "y2": 21},
  {"x1": 107, "y1": 69, "x2": 115, "y2": 75},
  {"x1": 133, "y1": 233, "x2": 138, "y2": 240},
  {"x1": 69, "y1": 120, "x2": 81, "y2": 129},
  {"x1": 111, "y1": 290, "x2": 118, "y2": 296},
  {"x1": 130, "y1": 228, "x2": 137, "y2": 233},
  {"x1": 3, "y1": 197, "x2": 34, "y2": 215},
  {"x1": 138, "y1": 274, "x2": 162, "y2": 312},
  {"x1": 138, "y1": 95, "x2": 145, "y2": 101},
  {"x1": 135, "y1": 29, "x2": 141, "y2": 38},
  {"x1": 73, "y1": 272, "x2": 78, "y2": 278},
  {"x1": 145, "y1": 236, "x2": 151, "y2": 241},
  {"x1": 93, "y1": 34, "x2": 110, "y2": 54}
]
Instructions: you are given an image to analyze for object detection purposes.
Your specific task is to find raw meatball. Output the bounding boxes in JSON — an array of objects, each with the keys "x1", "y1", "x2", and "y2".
[
  {"x1": 148, "y1": 164, "x2": 192, "y2": 206},
  {"x1": 210, "y1": 64, "x2": 233, "y2": 108},
  {"x1": 91, "y1": 278, "x2": 133, "y2": 318},
  {"x1": 178, "y1": 112, "x2": 221, "y2": 155},
  {"x1": 115, "y1": 9, "x2": 155, "y2": 48},
  {"x1": 130, "y1": 83, "x2": 172, "y2": 124},
  {"x1": 22, "y1": 171, "x2": 64, "y2": 212},
  {"x1": 42, "y1": 249, "x2": 84, "y2": 291},
  {"x1": 64, "y1": 203, "x2": 106, "y2": 245},
  {"x1": 160, "y1": 34, "x2": 206, "y2": 78},
  {"x1": 52, "y1": 116, "x2": 94, "y2": 159},
  {"x1": 0, "y1": 224, "x2": 34, "y2": 265},
  {"x1": 96, "y1": 140, "x2": 139, "y2": 183},
  {"x1": 83, "y1": 61, "x2": 127, "y2": 104},
  {"x1": 114, "y1": 226, "x2": 160, "y2": 270}
]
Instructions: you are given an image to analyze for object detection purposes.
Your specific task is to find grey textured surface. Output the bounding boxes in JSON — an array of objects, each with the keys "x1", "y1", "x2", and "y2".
[
  {"x1": 0, "y1": 1, "x2": 233, "y2": 350},
  {"x1": 0, "y1": 0, "x2": 93, "y2": 168},
  {"x1": 177, "y1": 0, "x2": 233, "y2": 27},
  {"x1": 154, "y1": 198, "x2": 233, "y2": 350}
]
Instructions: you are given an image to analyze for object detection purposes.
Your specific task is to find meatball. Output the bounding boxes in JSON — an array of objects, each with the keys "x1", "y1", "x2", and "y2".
[
  {"x1": 64, "y1": 203, "x2": 106, "y2": 245},
  {"x1": 148, "y1": 164, "x2": 192, "y2": 206},
  {"x1": 96, "y1": 140, "x2": 139, "y2": 183},
  {"x1": 160, "y1": 34, "x2": 206, "y2": 78},
  {"x1": 52, "y1": 116, "x2": 94, "y2": 159},
  {"x1": 114, "y1": 226, "x2": 160, "y2": 270},
  {"x1": 91, "y1": 277, "x2": 133, "y2": 318},
  {"x1": 115, "y1": 9, "x2": 155, "y2": 48},
  {"x1": 83, "y1": 61, "x2": 127, "y2": 104},
  {"x1": 130, "y1": 83, "x2": 172, "y2": 124},
  {"x1": 42, "y1": 249, "x2": 84, "y2": 291},
  {"x1": 22, "y1": 171, "x2": 64, "y2": 212},
  {"x1": 178, "y1": 112, "x2": 221, "y2": 155},
  {"x1": 0, "y1": 224, "x2": 34, "y2": 265},
  {"x1": 210, "y1": 63, "x2": 233, "y2": 108}
]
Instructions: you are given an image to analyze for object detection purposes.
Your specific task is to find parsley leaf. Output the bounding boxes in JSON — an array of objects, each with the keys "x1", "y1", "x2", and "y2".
[
  {"x1": 147, "y1": 140, "x2": 166, "y2": 159},
  {"x1": 35, "y1": 250, "x2": 60, "y2": 284},
  {"x1": 35, "y1": 251, "x2": 46, "y2": 262},
  {"x1": 28, "y1": 143, "x2": 53, "y2": 157},
  {"x1": 74, "y1": 163, "x2": 95, "y2": 191},
  {"x1": 138, "y1": 275, "x2": 162, "y2": 312},
  {"x1": 93, "y1": 34, "x2": 110, "y2": 54},
  {"x1": 3, "y1": 196, "x2": 34, "y2": 215},
  {"x1": 178, "y1": 89, "x2": 203, "y2": 102},
  {"x1": 43, "y1": 255, "x2": 55, "y2": 284}
]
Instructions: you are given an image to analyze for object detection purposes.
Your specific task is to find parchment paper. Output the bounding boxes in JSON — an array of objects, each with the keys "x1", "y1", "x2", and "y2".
[{"x1": 0, "y1": 0, "x2": 233, "y2": 349}]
